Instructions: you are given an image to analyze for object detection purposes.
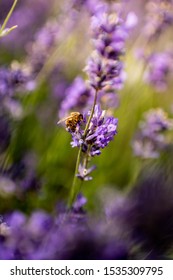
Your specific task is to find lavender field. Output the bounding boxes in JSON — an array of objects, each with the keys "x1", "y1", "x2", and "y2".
[{"x1": 0, "y1": 0, "x2": 173, "y2": 260}]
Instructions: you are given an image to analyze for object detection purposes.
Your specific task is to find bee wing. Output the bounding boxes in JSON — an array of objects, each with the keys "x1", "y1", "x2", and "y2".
[{"x1": 57, "y1": 116, "x2": 69, "y2": 125}]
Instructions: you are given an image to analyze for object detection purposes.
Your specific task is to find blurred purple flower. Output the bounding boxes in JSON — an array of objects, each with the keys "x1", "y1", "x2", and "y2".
[
  {"x1": 26, "y1": 20, "x2": 60, "y2": 75},
  {"x1": 144, "y1": 51, "x2": 173, "y2": 91},
  {"x1": 132, "y1": 108, "x2": 173, "y2": 158},
  {"x1": 0, "y1": 66, "x2": 29, "y2": 99},
  {"x1": 0, "y1": 206, "x2": 131, "y2": 260},
  {"x1": 5, "y1": 211, "x2": 26, "y2": 229},
  {"x1": 59, "y1": 77, "x2": 93, "y2": 119},
  {"x1": 72, "y1": 193, "x2": 87, "y2": 212},
  {"x1": 26, "y1": 211, "x2": 53, "y2": 238}
]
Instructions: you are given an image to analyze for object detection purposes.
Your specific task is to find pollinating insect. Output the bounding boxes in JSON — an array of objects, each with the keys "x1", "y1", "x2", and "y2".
[{"x1": 57, "y1": 112, "x2": 83, "y2": 132}]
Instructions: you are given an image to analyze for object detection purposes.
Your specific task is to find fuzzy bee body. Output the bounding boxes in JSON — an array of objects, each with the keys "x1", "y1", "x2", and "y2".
[{"x1": 57, "y1": 112, "x2": 83, "y2": 132}]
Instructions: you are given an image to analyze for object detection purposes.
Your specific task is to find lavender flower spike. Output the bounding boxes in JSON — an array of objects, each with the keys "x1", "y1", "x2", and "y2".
[
  {"x1": 84, "y1": 8, "x2": 128, "y2": 92},
  {"x1": 70, "y1": 105, "x2": 118, "y2": 157}
]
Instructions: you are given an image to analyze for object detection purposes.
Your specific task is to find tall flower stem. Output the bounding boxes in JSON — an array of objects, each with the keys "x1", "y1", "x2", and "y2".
[{"x1": 68, "y1": 89, "x2": 98, "y2": 208}]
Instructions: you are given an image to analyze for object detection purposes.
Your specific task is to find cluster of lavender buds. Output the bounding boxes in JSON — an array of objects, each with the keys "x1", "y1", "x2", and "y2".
[
  {"x1": 71, "y1": 105, "x2": 118, "y2": 156},
  {"x1": 85, "y1": 7, "x2": 129, "y2": 92},
  {"x1": 143, "y1": 51, "x2": 173, "y2": 92},
  {"x1": 144, "y1": 0, "x2": 173, "y2": 41},
  {"x1": 132, "y1": 108, "x2": 173, "y2": 159}
]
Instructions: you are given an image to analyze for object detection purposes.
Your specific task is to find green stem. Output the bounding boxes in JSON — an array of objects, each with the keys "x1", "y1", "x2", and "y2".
[
  {"x1": 0, "y1": 0, "x2": 18, "y2": 32},
  {"x1": 68, "y1": 88, "x2": 98, "y2": 208},
  {"x1": 68, "y1": 145, "x2": 83, "y2": 208}
]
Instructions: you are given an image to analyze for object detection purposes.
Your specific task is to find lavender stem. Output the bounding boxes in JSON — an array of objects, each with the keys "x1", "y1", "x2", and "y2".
[
  {"x1": 0, "y1": 0, "x2": 18, "y2": 32},
  {"x1": 68, "y1": 89, "x2": 98, "y2": 208}
]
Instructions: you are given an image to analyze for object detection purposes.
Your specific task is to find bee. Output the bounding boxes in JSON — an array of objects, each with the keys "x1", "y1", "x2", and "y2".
[{"x1": 57, "y1": 112, "x2": 83, "y2": 132}]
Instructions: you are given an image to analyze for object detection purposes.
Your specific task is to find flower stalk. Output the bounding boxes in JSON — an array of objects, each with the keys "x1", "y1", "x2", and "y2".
[{"x1": 68, "y1": 89, "x2": 98, "y2": 208}]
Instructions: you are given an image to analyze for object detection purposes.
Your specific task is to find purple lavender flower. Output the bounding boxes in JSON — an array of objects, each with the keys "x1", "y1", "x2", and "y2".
[
  {"x1": 0, "y1": 68, "x2": 13, "y2": 98},
  {"x1": 70, "y1": 105, "x2": 118, "y2": 156},
  {"x1": 91, "y1": 12, "x2": 127, "y2": 59},
  {"x1": 85, "y1": 52, "x2": 126, "y2": 90},
  {"x1": 0, "y1": 205, "x2": 131, "y2": 260},
  {"x1": 132, "y1": 108, "x2": 173, "y2": 159},
  {"x1": 72, "y1": 193, "x2": 87, "y2": 211},
  {"x1": 26, "y1": 20, "x2": 60, "y2": 75},
  {"x1": 144, "y1": 51, "x2": 173, "y2": 91},
  {"x1": 84, "y1": 8, "x2": 128, "y2": 92},
  {"x1": 0, "y1": 66, "x2": 29, "y2": 99}
]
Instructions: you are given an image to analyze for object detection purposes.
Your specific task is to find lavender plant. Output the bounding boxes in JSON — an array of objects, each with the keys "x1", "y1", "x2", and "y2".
[{"x1": 57, "y1": 5, "x2": 134, "y2": 207}]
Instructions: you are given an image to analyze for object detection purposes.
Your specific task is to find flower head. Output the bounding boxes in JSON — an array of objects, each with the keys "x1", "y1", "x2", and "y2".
[
  {"x1": 84, "y1": 9, "x2": 128, "y2": 92},
  {"x1": 70, "y1": 105, "x2": 118, "y2": 156}
]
